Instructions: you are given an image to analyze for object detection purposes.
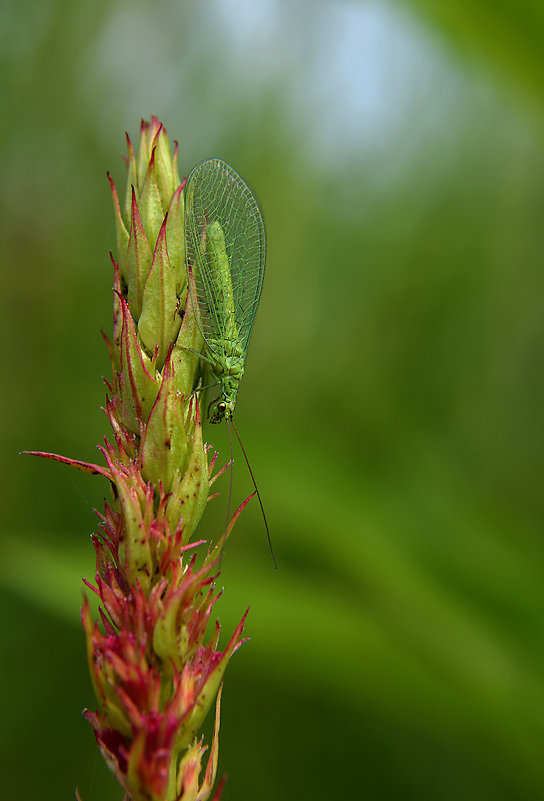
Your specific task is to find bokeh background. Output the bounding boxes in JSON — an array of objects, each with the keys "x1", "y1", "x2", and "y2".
[{"x1": 2, "y1": 0, "x2": 544, "y2": 799}]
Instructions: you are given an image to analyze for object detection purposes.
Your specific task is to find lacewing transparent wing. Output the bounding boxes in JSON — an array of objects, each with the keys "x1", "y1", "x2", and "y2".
[{"x1": 184, "y1": 158, "x2": 265, "y2": 422}]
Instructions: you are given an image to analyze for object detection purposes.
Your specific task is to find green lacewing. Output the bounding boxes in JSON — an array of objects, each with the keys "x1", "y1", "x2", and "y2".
[
  {"x1": 184, "y1": 158, "x2": 276, "y2": 566},
  {"x1": 184, "y1": 158, "x2": 265, "y2": 423}
]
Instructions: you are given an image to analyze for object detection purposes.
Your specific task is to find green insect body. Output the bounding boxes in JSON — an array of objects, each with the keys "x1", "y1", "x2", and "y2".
[{"x1": 184, "y1": 158, "x2": 265, "y2": 423}]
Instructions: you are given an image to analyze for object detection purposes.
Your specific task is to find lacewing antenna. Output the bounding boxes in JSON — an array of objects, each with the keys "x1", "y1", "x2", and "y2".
[
  {"x1": 225, "y1": 418, "x2": 235, "y2": 541},
  {"x1": 230, "y1": 419, "x2": 278, "y2": 569}
]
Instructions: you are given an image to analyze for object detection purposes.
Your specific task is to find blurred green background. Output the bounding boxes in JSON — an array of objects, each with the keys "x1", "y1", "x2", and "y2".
[{"x1": 2, "y1": 0, "x2": 544, "y2": 798}]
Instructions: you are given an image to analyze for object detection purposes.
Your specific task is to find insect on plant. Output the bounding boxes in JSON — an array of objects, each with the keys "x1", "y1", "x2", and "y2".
[{"x1": 184, "y1": 158, "x2": 276, "y2": 567}]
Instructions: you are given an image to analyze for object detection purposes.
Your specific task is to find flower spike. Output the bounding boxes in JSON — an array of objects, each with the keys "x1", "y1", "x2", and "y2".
[{"x1": 28, "y1": 119, "x2": 253, "y2": 800}]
